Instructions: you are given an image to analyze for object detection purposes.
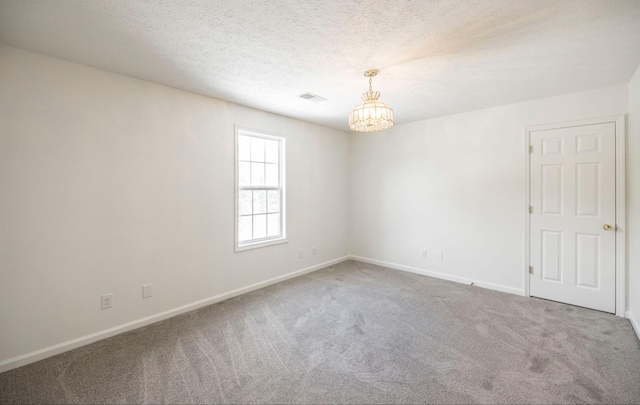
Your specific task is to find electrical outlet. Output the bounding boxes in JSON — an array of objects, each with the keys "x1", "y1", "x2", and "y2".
[
  {"x1": 420, "y1": 249, "x2": 427, "y2": 259},
  {"x1": 312, "y1": 246, "x2": 317, "y2": 255},
  {"x1": 298, "y1": 249, "x2": 303, "y2": 258},
  {"x1": 142, "y1": 284, "x2": 152, "y2": 298},
  {"x1": 101, "y1": 293, "x2": 113, "y2": 310},
  {"x1": 435, "y1": 251, "x2": 444, "y2": 261}
]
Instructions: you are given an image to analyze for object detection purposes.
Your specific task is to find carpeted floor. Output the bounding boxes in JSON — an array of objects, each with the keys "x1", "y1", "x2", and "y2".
[{"x1": 1, "y1": 260, "x2": 639, "y2": 404}]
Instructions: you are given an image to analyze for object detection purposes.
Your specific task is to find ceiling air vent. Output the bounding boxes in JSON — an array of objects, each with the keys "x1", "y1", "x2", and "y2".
[{"x1": 298, "y1": 92, "x2": 327, "y2": 103}]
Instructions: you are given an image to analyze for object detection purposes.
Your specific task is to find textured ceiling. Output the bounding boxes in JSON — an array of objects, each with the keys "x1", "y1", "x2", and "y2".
[{"x1": 1, "y1": 0, "x2": 640, "y2": 131}]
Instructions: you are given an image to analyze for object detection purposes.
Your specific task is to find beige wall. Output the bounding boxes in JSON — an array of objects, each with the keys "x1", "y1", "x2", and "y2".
[
  {"x1": 0, "y1": 45, "x2": 350, "y2": 368},
  {"x1": 349, "y1": 85, "x2": 629, "y2": 295},
  {"x1": 627, "y1": 64, "x2": 640, "y2": 333}
]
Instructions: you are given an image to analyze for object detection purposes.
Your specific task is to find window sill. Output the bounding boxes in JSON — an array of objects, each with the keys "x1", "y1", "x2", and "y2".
[{"x1": 235, "y1": 238, "x2": 288, "y2": 252}]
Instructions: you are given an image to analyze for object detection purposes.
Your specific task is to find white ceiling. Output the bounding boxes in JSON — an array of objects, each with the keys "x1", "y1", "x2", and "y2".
[{"x1": 1, "y1": 0, "x2": 640, "y2": 131}]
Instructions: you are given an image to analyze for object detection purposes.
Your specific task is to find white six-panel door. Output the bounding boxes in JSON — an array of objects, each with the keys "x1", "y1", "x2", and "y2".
[{"x1": 529, "y1": 122, "x2": 616, "y2": 313}]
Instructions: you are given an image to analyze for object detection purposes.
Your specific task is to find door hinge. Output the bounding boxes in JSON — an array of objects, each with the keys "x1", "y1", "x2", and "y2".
[
  {"x1": 529, "y1": 145, "x2": 533, "y2": 154},
  {"x1": 529, "y1": 266, "x2": 533, "y2": 274},
  {"x1": 529, "y1": 205, "x2": 533, "y2": 214}
]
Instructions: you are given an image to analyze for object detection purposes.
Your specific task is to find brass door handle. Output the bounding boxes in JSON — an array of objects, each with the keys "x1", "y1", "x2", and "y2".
[{"x1": 603, "y1": 224, "x2": 613, "y2": 231}]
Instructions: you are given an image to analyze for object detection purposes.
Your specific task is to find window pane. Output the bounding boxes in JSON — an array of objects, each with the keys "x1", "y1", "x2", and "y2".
[
  {"x1": 253, "y1": 214, "x2": 267, "y2": 239},
  {"x1": 267, "y1": 213, "x2": 280, "y2": 237},
  {"x1": 239, "y1": 216, "x2": 252, "y2": 242},
  {"x1": 267, "y1": 190, "x2": 279, "y2": 213},
  {"x1": 265, "y1": 140, "x2": 279, "y2": 163},
  {"x1": 239, "y1": 190, "x2": 252, "y2": 215},
  {"x1": 253, "y1": 190, "x2": 266, "y2": 214},
  {"x1": 239, "y1": 162, "x2": 250, "y2": 186},
  {"x1": 265, "y1": 163, "x2": 278, "y2": 187},
  {"x1": 238, "y1": 136, "x2": 251, "y2": 161},
  {"x1": 251, "y1": 137, "x2": 265, "y2": 162},
  {"x1": 251, "y1": 162, "x2": 265, "y2": 186},
  {"x1": 237, "y1": 131, "x2": 285, "y2": 248}
]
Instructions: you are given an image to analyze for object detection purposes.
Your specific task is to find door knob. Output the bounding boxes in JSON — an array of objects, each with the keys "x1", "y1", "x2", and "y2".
[{"x1": 603, "y1": 224, "x2": 613, "y2": 231}]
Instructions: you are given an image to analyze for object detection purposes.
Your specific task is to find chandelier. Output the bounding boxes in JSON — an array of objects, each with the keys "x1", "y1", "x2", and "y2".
[{"x1": 348, "y1": 69, "x2": 394, "y2": 132}]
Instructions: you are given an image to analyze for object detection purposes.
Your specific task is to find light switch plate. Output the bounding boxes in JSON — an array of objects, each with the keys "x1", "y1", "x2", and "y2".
[{"x1": 142, "y1": 284, "x2": 152, "y2": 298}]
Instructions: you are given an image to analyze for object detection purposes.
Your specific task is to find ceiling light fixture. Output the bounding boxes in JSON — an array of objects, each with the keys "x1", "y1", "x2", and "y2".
[{"x1": 348, "y1": 69, "x2": 394, "y2": 132}]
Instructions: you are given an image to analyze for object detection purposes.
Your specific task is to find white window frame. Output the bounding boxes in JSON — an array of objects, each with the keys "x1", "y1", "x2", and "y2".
[{"x1": 234, "y1": 126, "x2": 287, "y2": 252}]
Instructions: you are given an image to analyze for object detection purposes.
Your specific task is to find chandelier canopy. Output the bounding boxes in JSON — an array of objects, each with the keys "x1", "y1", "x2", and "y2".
[{"x1": 348, "y1": 69, "x2": 394, "y2": 133}]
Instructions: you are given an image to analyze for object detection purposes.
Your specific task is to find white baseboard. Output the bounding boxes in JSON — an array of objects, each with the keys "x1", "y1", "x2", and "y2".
[
  {"x1": 0, "y1": 256, "x2": 350, "y2": 374},
  {"x1": 348, "y1": 255, "x2": 525, "y2": 297},
  {"x1": 627, "y1": 311, "x2": 640, "y2": 341}
]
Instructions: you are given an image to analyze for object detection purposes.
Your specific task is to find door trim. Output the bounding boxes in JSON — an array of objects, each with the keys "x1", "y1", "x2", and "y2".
[{"x1": 524, "y1": 115, "x2": 626, "y2": 316}]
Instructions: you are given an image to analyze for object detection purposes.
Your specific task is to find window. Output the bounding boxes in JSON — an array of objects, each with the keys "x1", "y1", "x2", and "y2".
[{"x1": 235, "y1": 127, "x2": 286, "y2": 251}]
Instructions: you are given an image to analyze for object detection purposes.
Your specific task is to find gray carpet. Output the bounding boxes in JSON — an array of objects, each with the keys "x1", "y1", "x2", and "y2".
[{"x1": 1, "y1": 260, "x2": 639, "y2": 404}]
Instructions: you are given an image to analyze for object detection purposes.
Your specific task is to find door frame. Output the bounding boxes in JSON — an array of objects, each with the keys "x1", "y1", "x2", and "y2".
[{"x1": 523, "y1": 115, "x2": 626, "y2": 317}]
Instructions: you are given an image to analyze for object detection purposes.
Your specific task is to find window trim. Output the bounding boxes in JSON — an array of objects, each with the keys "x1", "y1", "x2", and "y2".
[{"x1": 234, "y1": 125, "x2": 287, "y2": 252}]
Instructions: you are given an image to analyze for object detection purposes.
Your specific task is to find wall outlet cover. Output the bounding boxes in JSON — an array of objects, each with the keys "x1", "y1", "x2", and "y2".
[{"x1": 101, "y1": 293, "x2": 113, "y2": 309}]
